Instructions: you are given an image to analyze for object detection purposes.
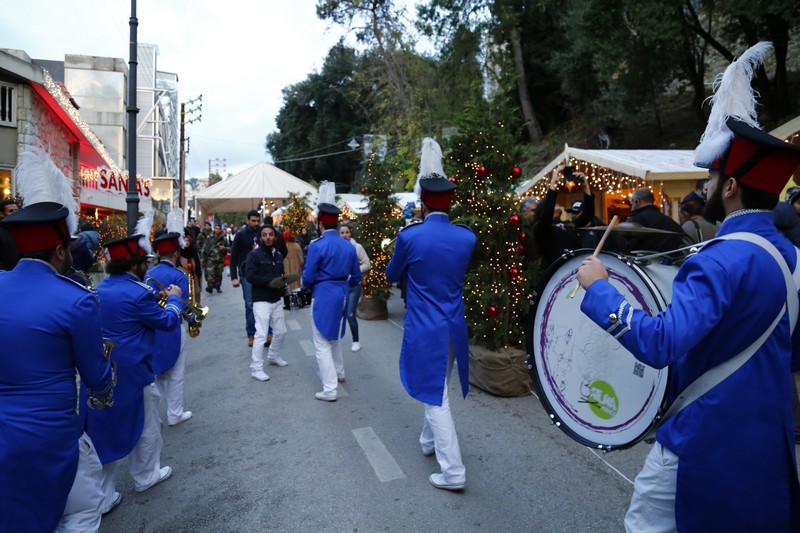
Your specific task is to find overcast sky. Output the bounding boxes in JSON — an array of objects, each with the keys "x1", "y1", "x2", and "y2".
[{"x1": 2, "y1": 0, "x2": 419, "y2": 179}]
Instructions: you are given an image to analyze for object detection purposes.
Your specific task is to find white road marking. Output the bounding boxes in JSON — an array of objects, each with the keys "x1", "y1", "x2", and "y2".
[
  {"x1": 299, "y1": 339, "x2": 315, "y2": 356},
  {"x1": 286, "y1": 319, "x2": 301, "y2": 331},
  {"x1": 352, "y1": 427, "x2": 406, "y2": 482},
  {"x1": 388, "y1": 318, "x2": 404, "y2": 330}
]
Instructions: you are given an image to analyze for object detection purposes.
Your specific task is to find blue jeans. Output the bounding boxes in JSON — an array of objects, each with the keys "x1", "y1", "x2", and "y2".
[
  {"x1": 345, "y1": 285, "x2": 361, "y2": 342},
  {"x1": 240, "y1": 276, "x2": 255, "y2": 338}
]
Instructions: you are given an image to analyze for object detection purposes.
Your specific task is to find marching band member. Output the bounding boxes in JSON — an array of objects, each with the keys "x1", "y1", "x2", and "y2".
[
  {"x1": 87, "y1": 233, "x2": 183, "y2": 510},
  {"x1": 386, "y1": 138, "x2": 476, "y2": 491},
  {"x1": 0, "y1": 202, "x2": 115, "y2": 532},
  {"x1": 146, "y1": 232, "x2": 196, "y2": 426},
  {"x1": 577, "y1": 42, "x2": 800, "y2": 531},
  {"x1": 302, "y1": 181, "x2": 362, "y2": 401}
]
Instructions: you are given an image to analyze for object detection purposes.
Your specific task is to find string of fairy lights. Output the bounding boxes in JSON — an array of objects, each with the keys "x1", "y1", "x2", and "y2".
[{"x1": 521, "y1": 159, "x2": 648, "y2": 200}]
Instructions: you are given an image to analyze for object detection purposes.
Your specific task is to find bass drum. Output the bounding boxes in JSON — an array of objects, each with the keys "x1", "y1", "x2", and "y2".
[{"x1": 527, "y1": 250, "x2": 677, "y2": 451}]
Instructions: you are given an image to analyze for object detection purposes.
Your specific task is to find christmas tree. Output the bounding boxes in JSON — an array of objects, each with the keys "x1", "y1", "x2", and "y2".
[
  {"x1": 448, "y1": 124, "x2": 540, "y2": 350},
  {"x1": 281, "y1": 192, "x2": 313, "y2": 234},
  {"x1": 356, "y1": 153, "x2": 402, "y2": 304}
]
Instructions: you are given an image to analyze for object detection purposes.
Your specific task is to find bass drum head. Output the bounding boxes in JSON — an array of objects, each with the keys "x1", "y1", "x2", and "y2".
[{"x1": 527, "y1": 251, "x2": 671, "y2": 451}]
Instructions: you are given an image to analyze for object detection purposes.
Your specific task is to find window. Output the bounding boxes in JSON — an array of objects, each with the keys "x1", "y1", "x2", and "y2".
[{"x1": 0, "y1": 83, "x2": 16, "y2": 126}]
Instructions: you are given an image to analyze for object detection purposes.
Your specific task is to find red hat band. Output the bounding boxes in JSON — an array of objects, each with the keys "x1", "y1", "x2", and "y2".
[
  {"x1": 8, "y1": 220, "x2": 68, "y2": 253},
  {"x1": 106, "y1": 238, "x2": 146, "y2": 260},
  {"x1": 421, "y1": 189, "x2": 454, "y2": 210},
  {"x1": 319, "y1": 212, "x2": 339, "y2": 226},
  {"x1": 153, "y1": 237, "x2": 180, "y2": 255}
]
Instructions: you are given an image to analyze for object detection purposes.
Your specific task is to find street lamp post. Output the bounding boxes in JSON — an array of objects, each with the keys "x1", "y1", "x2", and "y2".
[{"x1": 125, "y1": 0, "x2": 139, "y2": 234}]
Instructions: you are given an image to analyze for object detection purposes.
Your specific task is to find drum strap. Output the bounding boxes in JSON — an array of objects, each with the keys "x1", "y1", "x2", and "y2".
[{"x1": 646, "y1": 233, "x2": 799, "y2": 441}]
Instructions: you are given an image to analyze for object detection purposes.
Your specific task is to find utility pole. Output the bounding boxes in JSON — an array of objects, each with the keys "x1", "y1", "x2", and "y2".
[
  {"x1": 178, "y1": 95, "x2": 202, "y2": 215},
  {"x1": 125, "y1": 0, "x2": 139, "y2": 234}
]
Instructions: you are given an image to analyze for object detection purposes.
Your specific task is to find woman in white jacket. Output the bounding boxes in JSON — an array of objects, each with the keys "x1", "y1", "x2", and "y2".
[{"x1": 338, "y1": 223, "x2": 370, "y2": 351}]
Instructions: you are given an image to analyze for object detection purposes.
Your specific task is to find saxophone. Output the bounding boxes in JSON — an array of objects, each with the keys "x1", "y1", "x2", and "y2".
[{"x1": 182, "y1": 262, "x2": 208, "y2": 338}]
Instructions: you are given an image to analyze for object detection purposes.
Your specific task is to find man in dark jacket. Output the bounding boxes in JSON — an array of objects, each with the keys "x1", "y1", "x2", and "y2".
[
  {"x1": 230, "y1": 210, "x2": 261, "y2": 346},
  {"x1": 626, "y1": 187, "x2": 685, "y2": 253},
  {"x1": 244, "y1": 224, "x2": 288, "y2": 381}
]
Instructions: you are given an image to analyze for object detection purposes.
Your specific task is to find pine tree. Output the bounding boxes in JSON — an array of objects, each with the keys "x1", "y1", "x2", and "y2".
[
  {"x1": 281, "y1": 192, "x2": 312, "y2": 235},
  {"x1": 448, "y1": 123, "x2": 540, "y2": 350},
  {"x1": 356, "y1": 153, "x2": 402, "y2": 303}
]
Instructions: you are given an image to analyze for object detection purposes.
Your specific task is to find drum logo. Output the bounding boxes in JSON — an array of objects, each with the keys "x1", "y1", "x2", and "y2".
[{"x1": 580, "y1": 380, "x2": 619, "y2": 420}]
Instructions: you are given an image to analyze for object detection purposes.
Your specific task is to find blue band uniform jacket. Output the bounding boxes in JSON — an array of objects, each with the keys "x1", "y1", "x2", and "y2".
[
  {"x1": 386, "y1": 213, "x2": 476, "y2": 405},
  {"x1": 302, "y1": 230, "x2": 362, "y2": 340},
  {"x1": 0, "y1": 259, "x2": 114, "y2": 533},
  {"x1": 580, "y1": 212, "x2": 800, "y2": 532},
  {"x1": 83, "y1": 272, "x2": 182, "y2": 464},
  {"x1": 146, "y1": 260, "x2": 194, "y2": 374}
]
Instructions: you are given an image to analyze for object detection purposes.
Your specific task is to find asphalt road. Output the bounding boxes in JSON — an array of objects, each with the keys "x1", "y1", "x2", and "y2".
[{"x1": 99, "y1": 282, "x2": 658, "y2": 533}]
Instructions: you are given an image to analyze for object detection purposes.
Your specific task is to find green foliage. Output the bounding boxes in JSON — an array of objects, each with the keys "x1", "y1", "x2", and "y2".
[
  {"x1": 448, "y1": 106, "x2": 541, "y2": 349},
  {"x1": 356, "y1": 154, "x2": 403, "y2": 302},
  {"x1": 281, "y1": 193, "x2": 313, "y2": 235}
]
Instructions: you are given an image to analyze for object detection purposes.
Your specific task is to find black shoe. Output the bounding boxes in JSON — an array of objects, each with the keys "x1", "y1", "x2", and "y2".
[
  {"x1": 205, "y1": 286, "x2": 213, "y2": 294},
  {"x1": 216, "y1": 287, "x2": 222, "y2": 293}
]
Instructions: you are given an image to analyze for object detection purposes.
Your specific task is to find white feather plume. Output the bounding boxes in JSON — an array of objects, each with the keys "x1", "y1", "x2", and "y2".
[
  {"x1": 414, "y1": 137, "x2": 446, "y2": 196},
  {"x1": 134, "y1": 209, "x2": 154, "y2": 254},
  {"x1": 13, "y1": 146, "x2": 79, "y2": 235},
  {"x1": 316, "y1": 181, "x2": 336, "y2": 217},
  {"x1": 695, "y1": 42, "x2": 772, "y2": 168},
  {"x1": 166, "y1": 208, "x2": 185, "y2": 248}
]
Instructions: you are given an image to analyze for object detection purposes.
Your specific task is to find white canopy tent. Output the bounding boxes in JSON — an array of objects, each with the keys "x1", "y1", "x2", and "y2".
[{"x1": 196, "y1": 161, "x2": 316, "y2": 214}]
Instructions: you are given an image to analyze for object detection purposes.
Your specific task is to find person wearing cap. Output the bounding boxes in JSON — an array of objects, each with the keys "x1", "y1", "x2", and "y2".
[
  {"x1": 386, "y1": 138, "x2": 476, "y2": 492},
  {"x1": 146, "y1": 232, "x2": 196, "y2": 427},
  {"x1": 302, "y1": 182, "x2": 362, "y2": 401},
  {"x1": 203, "y1": 224, "x2": 228, "y2": 294},
  {"x1": 230, "y1": 210, "x2": 262, "y2": 347},
  {"x1": 244, "y1": 224, "x2": 289, "y2": 381},
  {"x1": 82, "y1": 234, "x2": 183, "y2": 513},
  {"x1": 577, "y1": 42, "x2": 800, "y2": 531},
  {"x1": 0, "y1": 202, "x2": 115, "y2": 532}
]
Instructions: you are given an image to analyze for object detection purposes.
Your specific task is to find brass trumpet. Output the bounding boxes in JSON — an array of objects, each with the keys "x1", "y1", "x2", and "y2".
[{"x1": 144, "y1": 276, "x2": 209, "y2": 325}]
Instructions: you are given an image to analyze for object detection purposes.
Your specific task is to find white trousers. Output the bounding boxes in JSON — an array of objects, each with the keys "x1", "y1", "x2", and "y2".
[
  {"x1": 128, "y1": 383, "x2": 166, "y2": 491},
  {"x1": 57, "y1": 433, "x2": 103, "y2": 533},
  {"x1": 251, "y1": 300, "x2": 287, "y2": 372},
  {"x1": 624, "y1": 442, "x2": 678, "y2": 533},
  {"x1": 311, "y1": 299, "x2": 344, "y2": 393},
  {"x1": 156, "y1": 326, "x2": 188, "y2": 424},
  {"x1": 419, "y1": 350, "x2": 465, "y2": 484}
]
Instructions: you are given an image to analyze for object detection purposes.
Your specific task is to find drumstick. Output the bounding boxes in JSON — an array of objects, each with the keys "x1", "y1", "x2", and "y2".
[{"x1": 567, "y1": 215, "x2": 619, "y2": 299}]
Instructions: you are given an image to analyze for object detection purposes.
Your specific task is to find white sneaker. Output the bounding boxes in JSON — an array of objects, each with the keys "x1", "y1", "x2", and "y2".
[
  {"x1": 268, "y1": 356, "x2": 288, "y2": 367},
  {"x1": 315, "y1": 391, "x2": 337, "y2": 402},
  {"x1": 135, "y1": 466, "x2": 173, "y2": 492},
  {"x1": 251, "y1": 370, "x2": 270, "y2": 381},
  {"x1": 351, "y1": 342, "x2": 361, "y2": 352},
  {"x1": 167, "y1": 411, "x2": 193, "y2": 426}
]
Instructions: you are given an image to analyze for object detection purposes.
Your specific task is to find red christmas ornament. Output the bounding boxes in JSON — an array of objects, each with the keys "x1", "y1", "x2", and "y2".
[
  {"x1": 519, "y1": 231, "x2": 527, "y2": 243},
  {"x1": 509, "y1": 267, "x2": 520, "y2": 279},
  {"x1": 477, "y1": 165, "x2": 487, "y2": 178},
  {"x1": 511, "y1": 166, "x2": 522, "y2": 179},
  {"x1": 362, "y1": 280, "x2": 368, "y2": 289},
  {"x1": 486, "y1": 305, "x2": 499, "y2": 317},
  {"x1": 360, "y1": 187, "x2": 366, "y2": 194},
  {"x1": 449, "y1": 176, "x2": 458, "y2": 184},
  {"x1": 509, "y1": 214, "x2": 521, "y2": 227},
  {"x1": 515, "y1": 245, "x2": 525, "y2": 255}
]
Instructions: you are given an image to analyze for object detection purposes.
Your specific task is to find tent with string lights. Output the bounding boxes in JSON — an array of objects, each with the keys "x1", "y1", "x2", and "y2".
[
  {"x1": 195, "y1": 161, "x2": 316, "y2": 214},
  {"x1": 515, "y1": 145, "x2": 708, "y2": 221}
]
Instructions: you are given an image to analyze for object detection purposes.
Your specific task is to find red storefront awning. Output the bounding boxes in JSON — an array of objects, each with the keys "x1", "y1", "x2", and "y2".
[{"x1": 29, "y1": 81, "x2": 108, "y2": 170}]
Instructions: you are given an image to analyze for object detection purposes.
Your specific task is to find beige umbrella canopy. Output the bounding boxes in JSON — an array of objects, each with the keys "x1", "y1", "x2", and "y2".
[{"x1": 195, "y1": 161, "x2": 316, "y2": 214}]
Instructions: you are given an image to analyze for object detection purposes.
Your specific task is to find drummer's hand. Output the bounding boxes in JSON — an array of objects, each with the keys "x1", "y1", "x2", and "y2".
[
  {"x1": 232, "y1": 278, "x2": 241, "y2": 288},
  {"x1": 577, "y1": 256, "x2": 608, "y2": 289}
]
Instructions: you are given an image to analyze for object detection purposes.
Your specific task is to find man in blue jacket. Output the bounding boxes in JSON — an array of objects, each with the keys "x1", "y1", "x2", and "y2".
[
  {"x1": 386, "y1": 138, "x2": 476, "y2": 491},
  {"x1": 577, "y1": 43, "x2": 800, "y2": 532},
  {"x1": 146, "y1": 232, "x2": 196, "y2": 427},
  {"x1": 302, "y1": 182, "x2": 361, "y2": 401},
  {"x1": 230, "y1": 210, "x2": 261, "y2": 347},
  {"x1": 87, "y1": 234, "x2": 183, "y2": 512},
  {"x1": 0, "y1": 202, "x2": 115, "y2": 533}
]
